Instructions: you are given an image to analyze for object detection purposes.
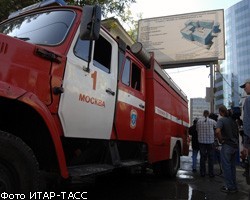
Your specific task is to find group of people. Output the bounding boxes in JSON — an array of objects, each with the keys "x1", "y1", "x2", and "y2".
[{"x1": 188, "y1": 78, "x2": 250, "y2": 194}]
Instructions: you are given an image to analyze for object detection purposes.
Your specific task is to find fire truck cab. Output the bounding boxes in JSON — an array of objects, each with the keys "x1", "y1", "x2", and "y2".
[{"x1": 0, "y1": 0, "x2": 189, "y2": 192}]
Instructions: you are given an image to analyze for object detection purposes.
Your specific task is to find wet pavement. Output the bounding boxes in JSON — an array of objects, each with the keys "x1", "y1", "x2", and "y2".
[
  {"x1": 67, "y1": 150, "x2": 250, "y2": 200},
  {"x1": 178, "y1": 152, "x2": 250, "y2": 200}
]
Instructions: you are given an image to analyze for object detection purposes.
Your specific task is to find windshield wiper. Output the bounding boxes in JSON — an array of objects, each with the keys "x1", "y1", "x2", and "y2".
[{"x1": 14, "y1": 36, "x2": 30, "y2": 41}]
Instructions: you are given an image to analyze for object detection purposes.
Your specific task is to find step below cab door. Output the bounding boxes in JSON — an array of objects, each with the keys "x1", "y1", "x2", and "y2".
[
  {"x1": 58, "y1": 29, "x2": 118, "y2": 139},
  {"x1": 115, "y1": 55, "x2": 146, "y2": 141}
]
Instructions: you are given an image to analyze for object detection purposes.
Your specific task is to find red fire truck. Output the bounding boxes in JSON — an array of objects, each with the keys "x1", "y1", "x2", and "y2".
[{"x1": 0, "y1": 0, "x2": 189, "y2": 192}]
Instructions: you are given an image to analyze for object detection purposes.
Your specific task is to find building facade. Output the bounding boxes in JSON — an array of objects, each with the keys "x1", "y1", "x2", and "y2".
[
  {"x1": 189, "y1": 98, "x2": 210, "y2": 125},
  {"x1": 218, "y1": 0, "x2": 250, "y2": 108},
  {"x1": 214, "y1": 70, "x2": 224, "y2": 111}
]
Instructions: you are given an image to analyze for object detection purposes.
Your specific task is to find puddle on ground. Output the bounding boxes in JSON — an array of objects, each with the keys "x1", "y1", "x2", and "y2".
[
  {"x1": 170, "y1": 170, "x2": 207, "y2": 199},
  {"x1": 66, "y1": 171, "x2": 208, "y2": 200},
  {"x1": 174, "y1": 182, "x2": 207, "y2": 200},
  {"x1": 177, "y1": 169, "x2": 194, "y2": 179}
]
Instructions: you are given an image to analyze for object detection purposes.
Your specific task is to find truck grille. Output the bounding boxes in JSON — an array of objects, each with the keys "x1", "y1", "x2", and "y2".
[{"x1": 0, "y1": 41, "x2": 8, "y2": 54}]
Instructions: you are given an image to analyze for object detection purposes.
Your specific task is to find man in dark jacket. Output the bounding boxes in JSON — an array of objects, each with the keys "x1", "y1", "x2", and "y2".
[{"x1": 189, "y1": 118, "x2": 199, "y2": 172}]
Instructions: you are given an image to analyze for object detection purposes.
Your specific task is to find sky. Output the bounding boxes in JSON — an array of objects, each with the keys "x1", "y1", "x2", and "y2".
[{"x1": 130, "y1": 0, "x2": 242, "y2": 99}]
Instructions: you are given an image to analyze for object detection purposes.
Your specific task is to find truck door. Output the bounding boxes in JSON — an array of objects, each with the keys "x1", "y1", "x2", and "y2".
[
  {"x1": 58, "y1": 29, "x2": 118, "y2": 139},
  {"x1": 115, "y1": 55, "x2": 145, "y2": 141}
]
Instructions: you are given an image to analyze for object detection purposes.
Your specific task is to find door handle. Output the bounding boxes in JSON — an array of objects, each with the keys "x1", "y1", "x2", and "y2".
[
  {"x1": 106, "y1": 88, "x2": 115, "y2": 96},
  {"x1": 139, "y1": 104, "x2": 145, "y2": 109}
]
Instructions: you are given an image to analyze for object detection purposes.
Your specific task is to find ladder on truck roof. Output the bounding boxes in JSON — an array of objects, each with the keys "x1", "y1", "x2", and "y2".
[{"x1": 154, "y1": 61, "x2": 188, "y2": 102}]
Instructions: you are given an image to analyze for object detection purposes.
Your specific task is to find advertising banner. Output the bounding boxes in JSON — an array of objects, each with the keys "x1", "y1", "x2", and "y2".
[{"x1": 137, "y1": 9, "x2": 225, "y2": 68}]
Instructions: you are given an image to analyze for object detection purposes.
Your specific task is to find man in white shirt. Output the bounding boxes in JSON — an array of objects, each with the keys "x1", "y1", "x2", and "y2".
[{"x1": 196, "y1": 110, "x2": 217, "y2": 177}]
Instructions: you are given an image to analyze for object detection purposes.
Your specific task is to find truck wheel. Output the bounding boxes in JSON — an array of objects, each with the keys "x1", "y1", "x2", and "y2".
[
  {"x1": 163, "y1": 145, "x2": 180, "y2": 177},
  {"x1": 153, "y1": 145, "x2": 180, "y2": 178},
  {"x1": 0, "y1": 131, "x2": 40, "y2": 193}
]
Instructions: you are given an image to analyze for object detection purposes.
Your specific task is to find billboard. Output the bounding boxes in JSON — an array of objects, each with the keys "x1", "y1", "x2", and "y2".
[{"x1": 137, "y1": 9, "x2": 225, "y2": 68}]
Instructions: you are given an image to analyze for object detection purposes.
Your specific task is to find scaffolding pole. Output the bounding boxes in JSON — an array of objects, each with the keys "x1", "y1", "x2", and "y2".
[{"x1": 210, "y1": 63, "x2": 214, "y2": 113}]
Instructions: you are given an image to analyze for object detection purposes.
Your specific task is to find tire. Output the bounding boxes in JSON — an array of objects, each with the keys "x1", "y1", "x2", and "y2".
[
  {"x1": 163, "y1": 145, "x2": 180, "y2": 177},
  {"x1": 0, "y1": 131, "x2": 40, "y2": 193},
  {"x1": 153, "y1": 145, "x2": 180, "y2": 178}
]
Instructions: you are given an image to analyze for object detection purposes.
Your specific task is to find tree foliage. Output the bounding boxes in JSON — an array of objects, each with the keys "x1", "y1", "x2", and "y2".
[
  {"x1": 0, "y1": 0, "x2": 139, "y2": 41},
  {"x1": 67, "y1": 0, "x2": 136, "y2": 20},
  {"x1": 0, "y1": 0, "x2": 136, "y2": 22},
  {"x1": 0, "y1": 0, "x2": 39, "y2": 22}
]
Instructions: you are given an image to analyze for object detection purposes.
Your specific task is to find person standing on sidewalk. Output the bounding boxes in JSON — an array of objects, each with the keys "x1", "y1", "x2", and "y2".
[
  {"x1": 240, "y1": 78, "x2": 250, "y2": 185},
  {"x1": 240, "y1": 79, "x2": 250, "y2": 158},
  {"x1": 189, "y1": 118, "x2": 199, "y2": 172},
  {"x1": 196, "y1": 110, "x2": 217, "y2": 177},
  {"x1": 216, "y1": 105, "x2": 239, "y2": 193}
]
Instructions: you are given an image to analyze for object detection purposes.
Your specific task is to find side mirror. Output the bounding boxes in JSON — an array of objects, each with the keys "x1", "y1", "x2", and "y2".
[{"x1": 80, "y1": 5, "x2": 101, "y2": 40}]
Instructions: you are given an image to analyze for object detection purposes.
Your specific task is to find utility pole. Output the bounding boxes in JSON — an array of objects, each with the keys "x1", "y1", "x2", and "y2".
[{"x1": 210, "y1": 63, "x2": 214, "y2": 113}]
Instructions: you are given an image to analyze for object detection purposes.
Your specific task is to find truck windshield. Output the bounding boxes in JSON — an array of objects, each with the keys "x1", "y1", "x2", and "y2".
[{"x1": 0, "y1": 10, "x2": 75, "y2": 45}]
